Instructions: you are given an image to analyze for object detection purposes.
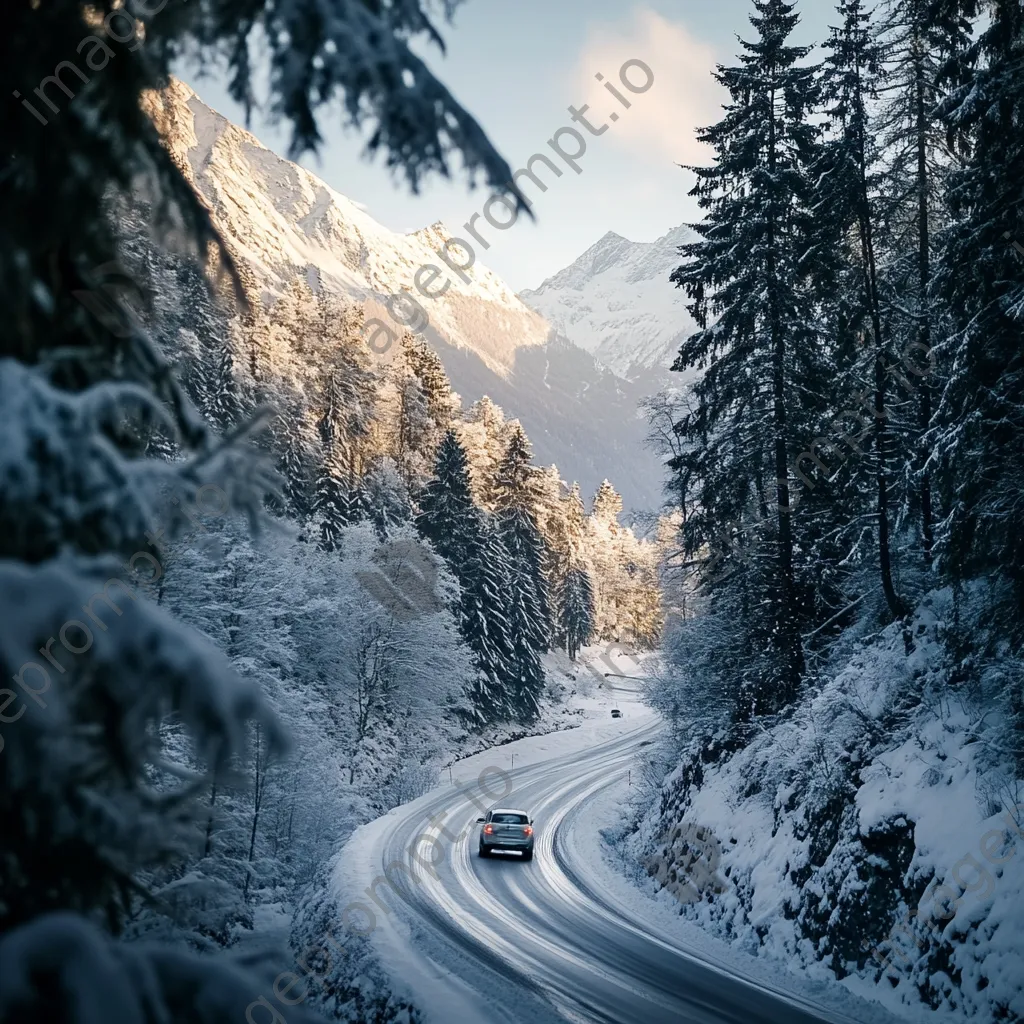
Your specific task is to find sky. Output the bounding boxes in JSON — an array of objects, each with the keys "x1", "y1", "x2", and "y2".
[{"x1": 176, "y1": 1, "x2": 833, "y2": 292}]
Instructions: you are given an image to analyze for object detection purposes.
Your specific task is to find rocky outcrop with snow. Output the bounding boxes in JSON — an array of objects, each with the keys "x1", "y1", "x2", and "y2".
[{"x1": 630, "y1": 591, "x2": 1024, "y2": 1022}]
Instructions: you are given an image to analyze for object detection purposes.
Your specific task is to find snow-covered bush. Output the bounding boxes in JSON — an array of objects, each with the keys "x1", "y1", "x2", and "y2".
[{"x1": 288, "y1": 861, "x2": 423, "y2": 1024}]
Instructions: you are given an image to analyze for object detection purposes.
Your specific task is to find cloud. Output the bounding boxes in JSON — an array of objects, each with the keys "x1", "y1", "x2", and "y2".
[{"x1": 573, "y1": 9, "x2": 722, "y2": 165}]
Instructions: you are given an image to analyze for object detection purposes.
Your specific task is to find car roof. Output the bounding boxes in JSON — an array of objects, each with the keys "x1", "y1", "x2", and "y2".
[{"x1": 489, "y1": 807, "x2": 529, "y2": 816}]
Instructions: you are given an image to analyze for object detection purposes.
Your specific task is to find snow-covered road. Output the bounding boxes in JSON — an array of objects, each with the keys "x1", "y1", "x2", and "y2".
[{"x1": 332, "y1": 670, "x2": 911, "y2": 1024}]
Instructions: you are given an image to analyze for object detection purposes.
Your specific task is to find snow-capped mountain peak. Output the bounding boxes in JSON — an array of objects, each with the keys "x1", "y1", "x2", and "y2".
[
  {"x1": 147, "y1": 78, "x2": 549, "y2": 377},
  {"x1": 519, "y1": 224, "x2": 698, "y2": 380}
]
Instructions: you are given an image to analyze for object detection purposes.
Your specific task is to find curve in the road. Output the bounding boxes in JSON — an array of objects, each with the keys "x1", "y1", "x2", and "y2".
[{"x1": 367, "y1": 717, "x2": 889, "y2": 1024}]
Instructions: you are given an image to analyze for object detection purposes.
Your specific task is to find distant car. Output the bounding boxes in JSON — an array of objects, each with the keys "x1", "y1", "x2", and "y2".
[
  {"x1": 477, "y1": 808, "x2": 534, "y2": 860},
  {"x1": 611, "y1": 708, "x2": 622, "y2": 718}
]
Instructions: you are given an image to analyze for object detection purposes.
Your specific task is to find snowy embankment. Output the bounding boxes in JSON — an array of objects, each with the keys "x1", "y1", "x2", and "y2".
[
  {"x1": 619, "y1": 589, "x2": 1024, "y2": 1023},
  {"x1": 282, "y1": 646, "x2": 646, "y2": 1023}
]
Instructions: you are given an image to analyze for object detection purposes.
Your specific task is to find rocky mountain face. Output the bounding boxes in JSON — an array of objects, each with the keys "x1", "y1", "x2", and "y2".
[
  {"x1": 147, "y1": 79, "x2": 665, "y2": 510},
  {"x1": 519, "y1": 224, "x2": 698, "y2": 381}
]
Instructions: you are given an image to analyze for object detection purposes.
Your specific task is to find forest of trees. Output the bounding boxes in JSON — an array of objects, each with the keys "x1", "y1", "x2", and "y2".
[
  {"x1": 142, "y1": 262, "x2": 665, "y2": 726},
  {"x1": 657, "y1": 0, "x2": 1024, "y2": 732}
]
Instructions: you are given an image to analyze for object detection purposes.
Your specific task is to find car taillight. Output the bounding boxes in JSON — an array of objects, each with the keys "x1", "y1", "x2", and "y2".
[
  {"x1": 483, "y1": 824, "x2": 494, "y2": 834},
  {"x1": 523, "y1": 825, "x2": 533, "y2": 836}
]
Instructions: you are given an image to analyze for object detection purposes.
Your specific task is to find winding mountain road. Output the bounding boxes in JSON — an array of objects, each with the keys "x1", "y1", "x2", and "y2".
[{"x1": 357, "y1": 688, "x2": 906, "y2": 1024}]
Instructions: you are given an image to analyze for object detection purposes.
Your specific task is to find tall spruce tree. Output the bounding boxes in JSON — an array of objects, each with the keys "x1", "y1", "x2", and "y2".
[
  {"x1": 494, "y1": 427, "x2": 554, "y2": 647},
  {"x1": 416, "y1": 431, "x2": 517, "y2": 723},
  {"x1": 933, "y1": 0, "x2": 1024, "y2": 592},
  {"x1": 875, "y1": 0, "x2": 977, "y2": 569},
  {"x1": 206, "y1": 343, "x2": 240, "y2": 432},
  {"x1": 417, "y1": 430, "x2": 482, "y2": 567},
  {"x1": 496, "y1": 506, "x2": 549, "y2": 722},
  {"x1": 461, "y1": 523, "x2": 518, "y2": 724},
  {"x1": 561, "y1": 567, "x2": 596, "y2": 661},
  {"x1": 816, "y1": 0, "x2": 906, "y2": 619},
  {"x1": 671, "y1": 0, "x2": 822, "y2": 708}
]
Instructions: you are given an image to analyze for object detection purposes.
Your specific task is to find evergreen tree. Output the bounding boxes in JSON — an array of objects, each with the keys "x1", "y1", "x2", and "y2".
[
  {"x1": 460, "y1": 395, "x2": 510, "y2": 508},
  {"x1": 403, "y1": 332, "x2": 455, "y2": 431},
  {"x1": 276, "y1": 411, "x2": 315, "y2": 521},
  {"x1": 561, "y1": 567, "x2": 596, "y2": 661},
  {"x1": 493, "y1": 424, "x2": 546, "y2": 510},
  {"x1": 592, "y1": 480, "x2": 624, "y2": 530},
  {"x1": 496, "y1": 507, "x2": 548, "y2": 722},
  {"x1": 207, "y1": 342, "x2": 240, "y2": 432},
  {"x1": 876, "y1": 0, "x2": 978, "y2": 568},
  {"x1": 416, "y1": 431, "x2": 518, "y2": 723},
  {"x1": 932, "y1": 0, "x2": 1024, "y2": 591},
  {"x1": 671, "y1": 0, "x2": 823, "y2": 709},
  {"x1": 363, "y1": 458, "x2": 412, "y2": 539},
  {"x1": 315, "y1": 296, "x2": 377, "y2": 491},
  {"x1": 311, "y1": 298, "x2": 378, "y2": 543},
  {"x1": 388, "y1": 334, "x2": 448, "y2": 494},
  {"x1": 493, "y1": 426, "x2": 553, "y2": 643},
  {"x1": 0, "y1": 0, "x2": 522, "y2": 1011},
  {"x1": 416, "y1": 430, "x2": 481, "y2": 567},
  {"x1": 460, "y1": 523, "x2": 518, "y2": 724},
  {"x1": 816, "y1": 0, "x2": 906, "y2": 619},
  {"x1": 315, "y1": 470, "x2": 348, "y2": 551}
]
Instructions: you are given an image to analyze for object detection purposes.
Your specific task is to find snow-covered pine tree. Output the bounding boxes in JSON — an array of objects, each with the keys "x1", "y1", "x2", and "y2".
[
  {"x1": 592, "y1": 479, "x2": 624, "y2": 531},
  {"x1": 561, "y1": 567, "x2": 596, "y2": 661},
  {"x1": 315, "y1": 469, "x2": 348, "y2": 551},
  {"x1": 531, "y1": 465, "x2": 573, "y2": 646},
  {"x1": 206, "y1": 341, "x2": 240, "y2": 432},
  {"x1": 416, "y1": 431, "x2": 516, "y2": 723},
  {"x1": 495, "y1": 505, "x2": 549, "y2": 722},
  {"x1": 564, "y1": 483, "x2": 589, "y2": 562},
  {"x1": 494, "y1": 426, "x2": 554, "y2": 651},
  {"x1": 816, "y1": 0, "x2": 907, "y2": 620},
  {"x1": 315, "y1": 295, "x2": 377, "y2": 493},
  {"x1": 388, "y1": 333, "x2": 443, "y2": 493},
  {"x1": 671, "y1": 0, "x2": 823, "y2": 710},
  {"x1": 403, "y1": 331, "x2": 456, "y2": 433},
  {"x1": 417, "y1": 429, "x2": 481, "y2": 567},
  {"x1": 932, "y1": 0, "x2": 1024, "y2": 591},
  {"x1": 275, "y1": 407, "x2": 316, "y2": 521},
  {"x1": 362, "y1": 458, "x2": 412, "y2": 539},
  {"x1": 875, "y1": 0, "x2": 977, "y2": 569},
  {"x1": 586, "y1": 480, "x2": 625, "y2": 639},
  {"x1": 459, "y1": 395, "x2": 511, "y2": 509},
  {"x1": 0, "y1": 0, "x2": 520, "y2": 1015},
  {"x1": 460, "y1": 522, "x2": 518, "y2": 724}
]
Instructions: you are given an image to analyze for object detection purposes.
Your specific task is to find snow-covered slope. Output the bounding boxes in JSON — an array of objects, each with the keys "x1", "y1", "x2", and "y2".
[
  {"x1": 519, "y1": 225, "x2": 698, "y2": 380},
  {"x1": 147, "y1": 79, "x2": 664, "y2": 509},
  {"x1": 628, "y1": 590, "x2": 1024, "y2": 1023}
]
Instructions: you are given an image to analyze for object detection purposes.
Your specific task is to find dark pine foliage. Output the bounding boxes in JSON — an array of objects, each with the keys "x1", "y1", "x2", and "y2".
[
  {"x1": 561, "y1": 566, "x2": 596, "y2": 661},
  {"x1": 671, "y1": 0, "x2": 824, "y2": 712},
  {"x1": 932, "y1": 0, "x2": 1024, "y2": 603},
  {"x1": 417, "y1": 430, "x2": 519, "y2": 723}
]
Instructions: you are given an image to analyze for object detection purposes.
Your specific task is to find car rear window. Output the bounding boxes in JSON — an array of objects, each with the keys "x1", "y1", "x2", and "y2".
[{"x1": 491, "y1": 813, "x2": 528, "y2": 824}]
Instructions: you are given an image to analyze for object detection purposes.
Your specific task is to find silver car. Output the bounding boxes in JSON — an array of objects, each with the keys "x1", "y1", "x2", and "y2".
[{"x1": 477, "y1": 808, "x2": 535, "y2": 860}]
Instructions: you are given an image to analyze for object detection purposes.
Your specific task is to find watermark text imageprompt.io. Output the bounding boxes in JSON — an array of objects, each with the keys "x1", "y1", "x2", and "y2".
[{"x1": 359, "y1": 57, "x2": 655, "y2": 357}]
